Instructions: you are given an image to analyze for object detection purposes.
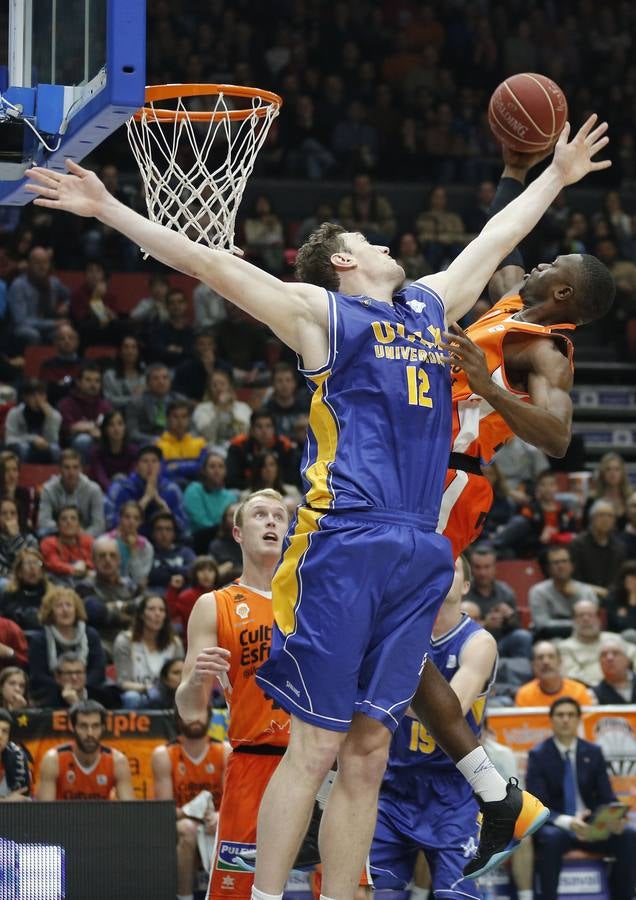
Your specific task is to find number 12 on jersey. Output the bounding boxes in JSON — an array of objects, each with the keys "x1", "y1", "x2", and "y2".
[{"x1": 406, "y1": 366, "x2": 433, "y2": 408}]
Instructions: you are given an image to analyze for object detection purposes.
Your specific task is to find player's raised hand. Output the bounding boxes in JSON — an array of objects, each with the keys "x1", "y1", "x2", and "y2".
[
  {"x1": 24, "y1": 158, "x2": 110, "y2": 217},
  {"x1": 192, "y1": 646, "x2": 232, "y2": 692},
  {"x1": 440, "y1": 323, "x2": 493, "y2": 398},
  {"x1": 550, "y1": 114, "x2": 611, "y2": 186}
]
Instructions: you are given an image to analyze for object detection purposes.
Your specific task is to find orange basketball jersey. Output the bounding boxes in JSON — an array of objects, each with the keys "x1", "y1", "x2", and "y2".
[
  {"x1": 166, "y1": 738, "x2": 225, "y2": 809},
  {"x1": 450, "y1": 294, "x2": 574, "y2": 464},
  {"x1": 215, "y1": 583, "x2": 290, "y2": 748},
  {"x1": 54, "y1": 744, "x2": 115, "y2": 800}
]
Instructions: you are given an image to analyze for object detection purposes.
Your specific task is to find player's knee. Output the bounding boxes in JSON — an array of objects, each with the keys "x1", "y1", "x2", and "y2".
[
  {"x1": 287, "y1": 724, "x2": 341, "y2": 785},
  {"x1": 338, "y1": 727, "x2": 391, "y2": 786},
  {"x1": 177, "y1": 817, "x2": 199, "y2": 844}
]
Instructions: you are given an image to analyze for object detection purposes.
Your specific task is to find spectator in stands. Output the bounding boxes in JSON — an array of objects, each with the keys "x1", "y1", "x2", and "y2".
[
  {"x1": 192, "y1": 280, "x2": 226, "y2": 330},
  {"x1": 605, "y1": 560, "x2": 636, "y2": 634},
  {"x1": 5, "y1": 378, "x2": 62, "y2": 463},
  {"x1": 395, "y1": 232, "x2": 431, "y2": 285},
  {"x1": 493, "y1": 470, "x2": 578, "y2": 559},
  {"x1": 214, "y1": 304, "x2": 269, "y2": 384},
  {"x1": 593, "y1": 635, "x2": 636, "y2": 704},
  {"x1": 0, "y1": 452, "x2": 36, "y2": 532},
  {"x1": 107, "y1": 500, "x2": 153, "y2": 589},
  {"x1": 7, "y1": 246, "x2": 70, "y2": 346},
  {"x1": 569, "y1": 500, "x2": 626, "y2": 600},
  {"x1": 130, "y1": 274, "x2": 170, "y2": 328},
  {"x1": 0, "y1": 611, "x2": 28, "y2": 672},
  {"x1": 113, "y1": 594, "x2": 183, "y2": 709},
  {"x1": 69, "y1": 260, "x2": 121, "y2": 346},
  {"x1": 491, "y1": 437, "x2": 549, "y2": 503},
  {"x1": 529, "y1": 546, "x2": 598, "y2": 640},
  {"x1": 147, "y1": 512, "x2": 195, "y2": 592},
  {"x1": 58, "y1": 362, "x2": 112, "y2": 462},
  {"x1": 37, "y1": 699, "x2": 134, "y2": 800},
  {"x1": 617, "y1": 491, "x2": 636, "y2": 558},
  {"x1": 464, "y1": 180, "x2": 496, "y2": 237},
  {"x1": 515, "y1": 641, "x2": 594, "y2": 708},
  {"x1": 149, "y1": 657, "x2": 184, "y2": 710},
  {"x1": 245, "y1": 451, "x2": 302, "y2": 505},
  {"x1": 415, "y1": 186, "x2": 468, "y2": 269},
  {"x1": 0, "y1": 547, "x2": 51, "y2": 631},
  {"x1": 38, "y1": 449, "x2": 105, "y2": 538},
  {"x1": 0, "y1": 709, "x2": 32, "y2": 801},
  {"x1": 263, "y1": 362, "x2": 310, "y2": 439},
  {"x1": 337, "y1": 173, "x2": 396, "y2": 245},
  {"x1": 148, "y1": 288, "x2": 194, "y2": 368},
  {"x1": 172, "y1": 329, "x2": 230, "y2": 402},
  {"x1": 332, "y1": 102, "x2": 380, "y2": 175},
  {"x1": 102, "y1": 335, "x2": 146, "y2": 410},
  {"x1": 191, "y1": 369, "x2": 252, "y2": 451},
  {"x1": 77, "y1": 536, "x2": 138, "y2": 638},
  {"x1": 40, "y1": 506, "x2": 94, "y2": 584},
  {"x1": 105, "y1": 445, "x2": 187, "y2": 537},
  {"x1": 155, "y1": 401, "x2": 207, "y2": 482},
  {"x1": 479, "y1": 463, "x2": 515, "y2": 540},
  {"x1": 0, "y1": 498, "x2": 37, "y2": 585},
  {"x1": 40, "y1": 652, "x2": 119, "y2": 710},
  {"x1": 559, "y1": 599, "x2": 636, "y2": 685},
  {"x1": 183, "y1": 452, "x2": 239, "y2": 554},
  {"x1": 243, "y1": 195, "x2": 286, "y2": 275},
  {"x1": 226, "y1": 410, "x2": 296, "y2": 491},
  {"x1": 89, "y1": 410, "x2": 138, "y2": 492},
  {"x1": 29, "y1": 587, "x2": 105, "y2": 706},
  {"x1": 527, "y1": 697, "x2": 636, "y2": 900},
  {"x1": 166, "y1": 556, "x2": 219, "y2": 637},
  {"x1": 208, "y1": 502, "x2": 242, "y2": 584},
  {"x1": 39, "y1": 321, "x2": 83, "y2": 386},
  {"x1": 0, "y1": 667, "x2": 29, "y2": 710},
  {"x1": 583, "y1": 451, "x2": 632, "y2": 528},
  {"x1": 125, "y1": 363, "x2": 186, "y2": 446}
]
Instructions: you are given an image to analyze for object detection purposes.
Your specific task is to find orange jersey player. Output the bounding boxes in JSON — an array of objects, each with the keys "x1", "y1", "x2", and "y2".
[
  {"x1": 176, "y1": 489, "x2": 291, "y2": 900},
  {"x1": 36, "y1": 700, "x2": 134, "y2": 801}
]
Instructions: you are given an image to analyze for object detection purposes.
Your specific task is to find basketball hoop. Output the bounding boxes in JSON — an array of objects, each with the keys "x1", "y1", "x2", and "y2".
[{"x1": 126, "y1": 84, "x2": 282, "y2": 253}]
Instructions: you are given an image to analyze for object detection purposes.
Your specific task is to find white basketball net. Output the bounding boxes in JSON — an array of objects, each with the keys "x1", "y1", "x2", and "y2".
[{"x1": 126, "y1": 90, "x2": 280, "y2": 252}]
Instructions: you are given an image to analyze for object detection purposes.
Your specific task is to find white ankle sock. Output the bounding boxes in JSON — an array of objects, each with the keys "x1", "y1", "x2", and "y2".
[
  {"x1": 251, "y1": 889, "x2": 283, "y2": 900},
  {"x1": 319, "y1": 895, "x2": 338, "y2": 900},
  {"x1": 409, "y1": 888, "x2": 430, "y2": 900},
  {"x1": 456, "y1": 747, "x2": 507, "y2": 801},
  {"x1": 517, "y1": 891, "x2": 533, "y2": 900}
]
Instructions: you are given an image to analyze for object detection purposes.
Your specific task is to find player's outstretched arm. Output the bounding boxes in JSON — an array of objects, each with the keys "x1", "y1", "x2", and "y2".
[
  {"x1": 24, "y1": 161, "x2": 327, "y2": 356},
  {"x1": 426, "y1": 115, "x2": 610, "y2": 322}
]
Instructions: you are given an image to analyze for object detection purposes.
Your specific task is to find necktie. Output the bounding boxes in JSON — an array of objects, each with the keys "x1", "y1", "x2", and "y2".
[{"x1": 563, "y1": 749, "x2": 577, "y2": 815}]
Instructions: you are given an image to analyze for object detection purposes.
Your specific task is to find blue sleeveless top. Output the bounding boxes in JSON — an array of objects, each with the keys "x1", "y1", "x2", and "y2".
[{"x1": 299, "y1": 281, "x2": 450, "y2": 522}]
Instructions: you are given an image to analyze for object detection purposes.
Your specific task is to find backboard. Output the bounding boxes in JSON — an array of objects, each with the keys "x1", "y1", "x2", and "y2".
[{"x1": 0, "y1": 0, "x2": 145, "y2": 205}]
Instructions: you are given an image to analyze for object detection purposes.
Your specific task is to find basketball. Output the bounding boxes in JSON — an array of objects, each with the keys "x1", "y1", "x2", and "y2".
[{"x1": 488, "y1": 73, "x2": 568, "y2": 153}]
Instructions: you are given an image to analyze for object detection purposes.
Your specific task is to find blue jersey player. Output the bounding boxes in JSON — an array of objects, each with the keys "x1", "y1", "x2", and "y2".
[
  {"x1": 26, "y1": 114, "x2": 610, "y2": 900},
  {"x1": 370, "y1": 556, "x2": 497, "y2": 899}
]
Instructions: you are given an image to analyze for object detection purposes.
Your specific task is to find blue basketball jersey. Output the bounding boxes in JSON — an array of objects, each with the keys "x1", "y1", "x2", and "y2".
[
  {"x1": 383, "y1": 614, "x2": 495, "y2": 791},
  {"x1": 298, "y1": 281, "x2": 450, "y2": 517}
]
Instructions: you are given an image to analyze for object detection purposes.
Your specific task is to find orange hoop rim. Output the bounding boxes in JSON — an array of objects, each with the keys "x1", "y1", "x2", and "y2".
[{"x1": 132, "y1": 83, "x2": 283, "y2": 123}]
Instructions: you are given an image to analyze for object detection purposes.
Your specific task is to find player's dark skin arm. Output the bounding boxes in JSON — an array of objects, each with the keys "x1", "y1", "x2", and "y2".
[{"x1": 410, "y1": 659, "x2": 480, "y2": 762}]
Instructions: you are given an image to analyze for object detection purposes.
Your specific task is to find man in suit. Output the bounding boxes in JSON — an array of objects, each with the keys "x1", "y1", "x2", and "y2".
[{"x1": 526, "y1": 696, "x2": 636, "y2": 900}]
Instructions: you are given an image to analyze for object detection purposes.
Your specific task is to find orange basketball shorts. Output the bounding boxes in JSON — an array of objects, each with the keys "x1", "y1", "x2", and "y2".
[{"x1": 439, "y1": 468, "x2": 494, "y2": 559}]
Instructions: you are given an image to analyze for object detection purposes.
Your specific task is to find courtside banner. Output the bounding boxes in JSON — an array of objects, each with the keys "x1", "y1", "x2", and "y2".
[{"x1": 488, "y1": 705, "x2": 636, "y2": 811}]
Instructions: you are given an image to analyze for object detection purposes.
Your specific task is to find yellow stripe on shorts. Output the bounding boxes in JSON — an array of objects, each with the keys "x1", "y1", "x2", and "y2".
[{"x1": 273, "y1": 506, "x2": 323, "y2": 635}]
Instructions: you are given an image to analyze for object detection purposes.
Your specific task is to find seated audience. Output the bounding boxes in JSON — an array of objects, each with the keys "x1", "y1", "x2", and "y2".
[
  {"x1": 527, "y1": 697, "x2": 636, "y2": 900},
  {"x1": 0, "y1": 709, "x2": 32, "y2": 800},
  {"x1": 0, "y1": 451, "x2": 37, "y2": 531},
  {"x1": 243, "y1": 194, "x2": 285, "y2": 274},
  {"x1": 559, "y1": 599, "x2": 636, "y2": 684},
  {"x1": 183, "y1": 452, "x2": 239, "y2": 554},
  {"x1": 0, "y1": 498, "x2": 38, "y2": 584},
  {"x1": 7, "y1": 245, "x2": 69, "y2": 346},
  {"x1": 107, "y1": 500, "x2": 153, "y2": 588},
  {"x1": 125, "y1": 363, "x2": 187, "y2": 446},
  {"x1": 58, "y1": 362, "x2": 113, "y2": 462},
  {"x1": 43, "y1": 652, "x2": 120, "y2": 710},
  {"x1": 172, "y1": 329, "x2": 230, "y2": 402},
  {"x1": 113, "y1": 594, "x2": 183, "y2": 709},
  {"x1": 69, "y1": 260, "x2": 121, "y2": 346},
  {"x1": 155, "y1": 401, "x2": 207, "y2": 481},
  {"x1": 618, "y1": 490, "x2": 636, "y2": 558},
  {"x1": 149, "y1": 657, "x2": 184, "y2": 710},
  {"x1": 605, "y1": 559, "x2": 636, "y2": 634},
  {"x1": 102, "y1": 335, "x2": 146, "y2": 410},
  {"x1": 0, "y1": 547, "x2": 51, "y2": 631},
  {"x1": 515, "y1": 641, "x2": 595, "y2": 708},
  {"x1": 40, "y1": 506, "x2": 94, "y2": 583},
  {"x1": 89, "y1": 409, "x2": 138, "y2": 492},
  {"x1": 0, "y1": 616, "x2": 28, "y2": 673},
  {"x1": 76, "y1": 536, "x2": 139, "y2": 637},
  {"x1": 148, "y1": 513, "x2": 195, "y2": 592},
  {"x1": 569, "y1": 500, "x2": 626, "y2": 600},
  {"x1": 0, "y1": 667, "x2": 29, "y2": 711},
  {"x1": 191, "y1": 369, "x2": 252, "y2": 450},
  {"x1": 39, "y1": 321, "x2": 83, "y2": 387},
  {"x1": 479, "y1": 463, "x2": 515, "y2": 540},
  {"x1": 37, "y1": 700, "x2": 134, "y2": 800},
  {"x1": 582, "y1": 451, "x2": 631, "y2": 529},
  {"x1": 529, "y1": 546, "x2": 598, "y2": 639},
  {"x1": 263, "y1": 361, "x2": 311, "y2": 438},
  {"x1": 106, "y1": 445, "x2": 187, "y2": 537},
  {"x1": 492, "y1": 437, "x2": 549, "y2": 502},
  {"x1": 245, "y1": 451, "x2": 302, "y2": 505},
  {"x1": 130, "y1": 273, "x2": 170, "y2": 327},
  {"x1": 38, "y1": 449, "x2": 105, "y2": 538},
  {"x1": 192, "y1": 280, "x2": 226, "y2": 330},
  {"x1": 208, "y1": 503, "x2": 242, "y2": 583},
  {"x1": 148, "y1": 288, "x2": 194, "y2": 368},
  {"x1": 29, "y1": 587, "x2": 105, "y2": 706},
  {"x1": 166, "y1": 556, "x2": 218, "y2": 637},
  {"x1": 5, "y1": 378, "x2": 62, "y2": 463},
  {"x1": 225, "y1": 410, "x2": 296, "y2": 490},
  {"x1": 593, "y1": 635, "x2": 636, "y2": 704}
]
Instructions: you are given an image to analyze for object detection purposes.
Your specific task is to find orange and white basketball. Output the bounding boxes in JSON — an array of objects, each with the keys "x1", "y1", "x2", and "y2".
[{"x1": 488, "y1": 73, "x2": 568, "y2": 153}]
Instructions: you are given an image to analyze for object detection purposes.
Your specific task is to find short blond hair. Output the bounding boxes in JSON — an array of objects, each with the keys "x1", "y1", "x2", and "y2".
[
  {"x1": 233, "y1": 489, "x2": 287, "y2": 529},
  {"x1": 39, "y1": 586, "x2": 87, "y2": 625}
]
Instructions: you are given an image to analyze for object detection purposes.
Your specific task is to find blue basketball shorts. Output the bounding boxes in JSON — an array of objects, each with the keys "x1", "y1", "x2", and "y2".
[
  {"x1": 255, "y1": 506, "x2": 454, "y2": 733},
  {"x1": 370, "y1": 773, "x2": 482, "y2": 898}
]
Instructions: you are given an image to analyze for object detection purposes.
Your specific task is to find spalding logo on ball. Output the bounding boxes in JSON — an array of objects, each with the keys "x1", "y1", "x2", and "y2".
[{"x1": 488, "y1": 72, "x2": 568, "y2": 152}]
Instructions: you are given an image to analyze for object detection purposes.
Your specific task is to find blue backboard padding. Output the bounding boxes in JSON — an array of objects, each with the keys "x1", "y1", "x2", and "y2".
[
  {"x1": 3, "y1": 86, "x2": 36, "y2": 118},
  {"x1": 0, "y1": 66, "x2": 7, "y2": 93},
  {"x1": 36, "y1": 84, "x2": 65, "y2": 134},
  {"x1": 0, "y1": 0, "x2": 146, "y2": 205}
]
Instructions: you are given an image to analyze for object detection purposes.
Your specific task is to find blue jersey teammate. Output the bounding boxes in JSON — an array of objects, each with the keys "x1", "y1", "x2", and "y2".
[
  {"x1": 25, "y1": 113, "x2": 610, "y2": 900},
  {"x1": 370, "y1": 556, "x2": 496, "y2": 899}
]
